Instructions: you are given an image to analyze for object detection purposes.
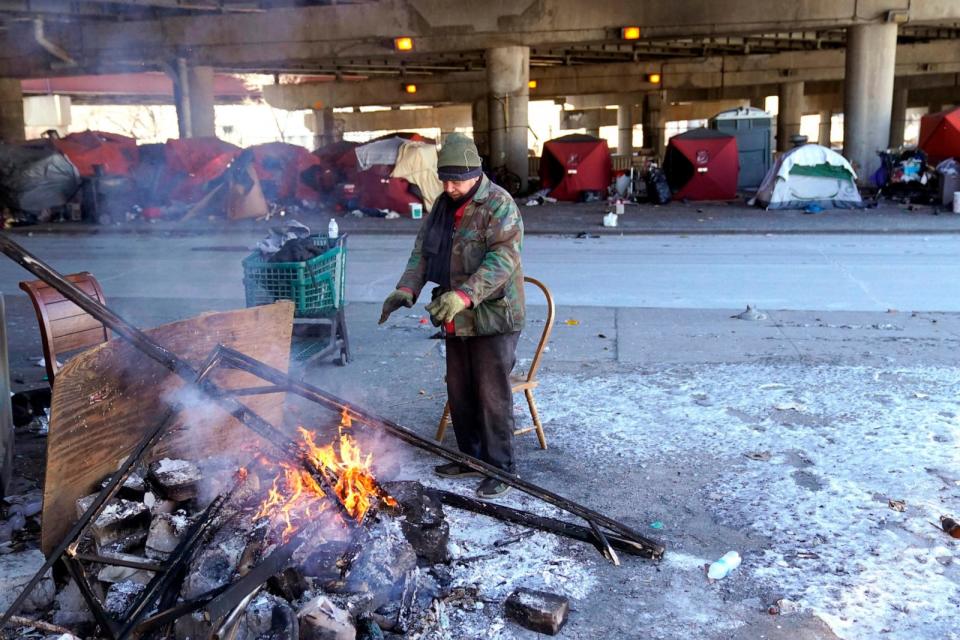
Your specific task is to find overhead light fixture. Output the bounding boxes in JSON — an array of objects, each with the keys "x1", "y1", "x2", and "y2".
[
  {"x1": 645, "y1": 72, "x2": 661, "y2": 84},
  {"x1": 528, "y1": 79, "x2": 538, "y2": 89},
  {"x1": 394, "y1": 36, "x2": 414, "y2": 51},
  {"x1": 403, "y1": 83, "x2": 417, "y2": 94},
  {"x1": 886, "y1": 9, "x2": 909, "y2": 24},
  {"x1": 621, "y1": 26, "x2": 641, "y2": 40}
]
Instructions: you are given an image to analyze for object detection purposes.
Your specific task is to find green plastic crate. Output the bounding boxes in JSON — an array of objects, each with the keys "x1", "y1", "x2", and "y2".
[{"x1": 242, "y1": 235, "x2": 346, "y2": 317}]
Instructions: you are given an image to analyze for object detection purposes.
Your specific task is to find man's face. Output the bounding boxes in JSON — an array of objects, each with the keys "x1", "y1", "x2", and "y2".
[{"x1": 442, "y1": 176, "x2": 480, "y2": 199}]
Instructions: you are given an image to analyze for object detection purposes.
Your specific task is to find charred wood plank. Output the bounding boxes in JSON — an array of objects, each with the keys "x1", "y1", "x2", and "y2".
[
  {"x1": 431, "y1": 489, "x2": 661, "y2": 559},
  {"x1": 61, "y1": 555, "x2": 117, "y2": 639},
  {"x1": 204, "y1": 541, "x2": 296, "y2": 625},
  {"x1": 72, "y1": 553, "x2": 165, "y2": 573}
]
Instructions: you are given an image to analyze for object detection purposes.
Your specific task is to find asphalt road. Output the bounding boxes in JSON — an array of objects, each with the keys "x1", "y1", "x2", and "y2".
[{"x1": 1, "y1": 231, "x2": 959, "y2": 312}]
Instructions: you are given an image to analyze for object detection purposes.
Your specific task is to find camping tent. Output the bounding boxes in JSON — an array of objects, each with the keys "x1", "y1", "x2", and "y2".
[
  {"x1": 538, "y1": 134, "x2": 612, "y2": 201},
  {"x1": 918, "y1": 107, "x2": 960, "y2": 164},
  {"x1": 752, "y1": 144, "x2": 863, "y2": 210},
  {"x1": 162, "y1": 137, "x2": 241, "y2": 203},
  {"x1": 248, "y1": 142, "x2": 323, "y2": 203},
  {"x1": 663, "y1": 128, "x2": 739, "y2": 200},
  {"x1": 52, "y1": 131, "x2": 139, "y2": 177}
]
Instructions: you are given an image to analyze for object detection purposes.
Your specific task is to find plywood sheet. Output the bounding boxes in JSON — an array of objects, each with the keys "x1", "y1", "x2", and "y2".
[{"x1": 42, "y1": 301, "x2": 294, "y2": 554}]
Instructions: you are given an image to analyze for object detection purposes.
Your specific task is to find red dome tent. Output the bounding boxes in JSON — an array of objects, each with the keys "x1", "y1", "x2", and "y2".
[
  {"x1": 918, "y1": 107, "x2": 960, "y2": 164},
  {"x1": 248, "y1": 142, "x2": 323, "y2": 203},
  {"x1": 663, "y1": 128, "x2": 739, "y2": 201},
  {"x1": 538, "y1": 134, "x2": 612, "y2": 201}
]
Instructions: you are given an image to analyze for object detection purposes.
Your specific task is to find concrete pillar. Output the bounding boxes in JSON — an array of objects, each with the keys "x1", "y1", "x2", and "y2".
[
  {"x1": 843, "y1": 23, "x2": 898, "y2": 181},
  {"x1": 617, "y1": 99, "x2": 634, "y2": 156},
  {"x1": 585, "y1": 126, "x2": 600, "y2": 138},
  {"x1": 818, "y1": 111, "x2": 833, "y2": 147},
  {"x1": 312, "y1": 107, "x2": 336, "y2": 148},
  {"x1": 487, "y1": 45, "x2": 529, "y2": 191},
  {"x1": 471, "y1": 98, "x2": 489, "y2": 158},
  {"x1": 0, "y1": 79, "x2": 24, "y2": 143},
  {"x1": 642, "y1": 93, "x2": 664, "y2": 157},
  {"x1": 776, "y1": 81, "x2": 804, "y2": 152},
  {"x1": 889, "y1": 83, "x2": 908, "y2": 148},
  {"x1": 187, "y1": 65, "x2": 215, "y2": 138},
  {"x1": 172, "y1": 60, "x2": 216, "y2": 138}
]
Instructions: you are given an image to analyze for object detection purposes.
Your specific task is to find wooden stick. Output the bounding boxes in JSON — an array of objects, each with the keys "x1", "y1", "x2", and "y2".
[
  {"x1": 6, "y1": 615, "x2": 77, "y2": 636},
  {"x1": 431, "y1": 489, "x2": 660, "y2": 559}
]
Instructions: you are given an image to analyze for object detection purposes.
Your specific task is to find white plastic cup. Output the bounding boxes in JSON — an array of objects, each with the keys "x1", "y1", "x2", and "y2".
[
  {"x1": 953, "y1": 192, "x2": 960, "y2": 214},
  {"x1": 615, "y1": 201, "x2": 625, "y2": 215},
  {"x1": 410, "y1": 202, "x2": 423, "y2": 219}
]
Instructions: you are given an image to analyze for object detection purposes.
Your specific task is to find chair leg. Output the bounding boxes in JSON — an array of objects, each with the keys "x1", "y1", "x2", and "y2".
[
  {"x1": 435, "y1": 401, "x2": 451, "y2": 441},
  {"x1": 524, "y1": 388, "x2": 547, "y2": 450}
]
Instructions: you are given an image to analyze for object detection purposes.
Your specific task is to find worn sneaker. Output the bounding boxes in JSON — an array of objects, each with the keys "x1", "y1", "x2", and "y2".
[
  {"x1": 476, "y1": 477, "x2": 512, "y2": 499},
  {"x1": 434, "y1": 462, "x2": 482, "y2": 478}
]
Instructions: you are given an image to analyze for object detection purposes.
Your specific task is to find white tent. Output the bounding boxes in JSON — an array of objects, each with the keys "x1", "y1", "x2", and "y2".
[{"x1": 751, "y1": 144, "x2": 863, "y2": 210}]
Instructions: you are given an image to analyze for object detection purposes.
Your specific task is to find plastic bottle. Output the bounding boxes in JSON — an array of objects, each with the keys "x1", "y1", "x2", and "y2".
[
  {"x1": 327, "y1": 218, "x2": 339, "y2": 242},
  {"x1": 707, "y1": 551, "x2": 741, "y2": 580}
]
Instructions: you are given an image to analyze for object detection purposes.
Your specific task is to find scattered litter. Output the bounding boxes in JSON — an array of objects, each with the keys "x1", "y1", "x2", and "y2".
[
  {"x1": 649, "y1": 521, "x2": 664, "y2": 530},
  {"x1": 913, "y1": 392, "x2": 929, "y2": 399},
  {"x1": 564, "y1": 319, "x2": 580, "y2": 326},
  {"x1": 744, "y1": 451, "x2": 772, "y2": 461},
  {"x1": 888, "y1": 499, "x2": 907, "y2": 512},
  {"x1": 706, "y1": 550, "x2": 741, "y2": 580},
  {"x1": 731, "y1": 305, "x2": 767, "y2": 321},
  {"x1": 938, "y1": 515, "x2": 960, "y2": 538},
  {"x1": 597, "y1": 333, "x2": 607, "y2": 339},
  {"x1": 803, "y1": 203, "x2": 824, "y2": 214},
  {"x1": 385, "y1": 211, "x2": 401, "y2": 219},
  {"x1": 602, "y1": 212, "x2": 618, "y2": 227},
  {"x1": 774, "y1": 402, "x2": 807, "y2": 412},
  {"x1": 768, "y1": 598, "x2": 800, "y2": 615},
  {"x1": 419, "y1": 318, "x2": 429, "y2": 325},
  {"x1": 35, "y1": 357, "x2": 63, "y2": 369},
  {"x1": 759, "y1": 383, "x2": 787, "y2": 390}
]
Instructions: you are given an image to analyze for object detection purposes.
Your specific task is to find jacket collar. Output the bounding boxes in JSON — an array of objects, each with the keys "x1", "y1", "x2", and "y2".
[{"x1": 472, "y1": 174, "x2": 492, "y2": 203}]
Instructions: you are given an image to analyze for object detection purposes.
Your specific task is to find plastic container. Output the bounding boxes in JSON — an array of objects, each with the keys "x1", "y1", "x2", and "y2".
[
  {"x1": 707, "y1": 551, "x2": 741, "y2": 580},
  {"x1": 242, "y1": 235, "x2": 346, "y2": 317},
  {"x1": 953, "y1": 192, "x2": 960, "y2": 214},
  {"x1": 409, "y1": 202, "x2": 423, "y2": 219},
  {"x1": 328, "y1": 218, "x2": 339, "y2": 240}
]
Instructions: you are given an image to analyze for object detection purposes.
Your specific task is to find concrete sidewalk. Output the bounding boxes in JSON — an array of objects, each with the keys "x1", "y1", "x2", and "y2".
[{"x1": 10, "y1": 199, "x2": 960, "y2": 238}]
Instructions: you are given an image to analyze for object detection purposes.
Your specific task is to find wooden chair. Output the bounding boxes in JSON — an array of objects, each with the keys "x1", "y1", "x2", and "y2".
[
  {"x1": 435, "y1": 276, "x2": 556, "y2": 449},
  {"x1": 19, "y1": 272, "x2": 110, "y2": 387}
]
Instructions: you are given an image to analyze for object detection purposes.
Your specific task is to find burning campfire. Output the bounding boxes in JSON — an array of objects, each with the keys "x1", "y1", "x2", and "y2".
[{"x1": 254, "y1": 410, "x2": 398, "y2": 543}]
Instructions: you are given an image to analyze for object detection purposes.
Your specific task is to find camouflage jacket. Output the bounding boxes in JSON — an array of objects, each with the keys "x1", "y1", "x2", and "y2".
[{"x1": 397, "y1": 175, "x2": 525, "y2": 337}]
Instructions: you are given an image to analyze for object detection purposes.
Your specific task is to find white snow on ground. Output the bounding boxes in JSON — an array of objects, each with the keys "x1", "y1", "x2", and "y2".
[{"x1": 537, "y1": 363, "x2": 960, "y2": 640}]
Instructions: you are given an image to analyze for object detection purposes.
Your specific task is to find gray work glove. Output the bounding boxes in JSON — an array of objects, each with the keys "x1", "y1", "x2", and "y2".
[{"x1": 378, "y1": 289, "x2": 414, "y2": 324}]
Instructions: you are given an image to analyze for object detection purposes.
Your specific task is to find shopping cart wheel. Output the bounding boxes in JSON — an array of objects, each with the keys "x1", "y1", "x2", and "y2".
[{"x1": 336, "y1": 350, "x2": 348, "y2": 366}]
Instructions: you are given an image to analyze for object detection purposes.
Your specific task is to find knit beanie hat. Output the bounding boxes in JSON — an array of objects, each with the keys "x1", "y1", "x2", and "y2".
[{"x1": 437, "y1": 133, "x2": 483, "y2": 181}]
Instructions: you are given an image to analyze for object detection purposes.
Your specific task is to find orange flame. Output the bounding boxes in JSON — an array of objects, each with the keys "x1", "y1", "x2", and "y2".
[{"x1": 253, "y1": 410, "x2": 395, "y2": 542}]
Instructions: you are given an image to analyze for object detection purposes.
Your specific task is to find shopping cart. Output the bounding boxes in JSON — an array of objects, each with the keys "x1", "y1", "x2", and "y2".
[{"x1": 242, "y1": 234, "x2": 351, "y2": 366}]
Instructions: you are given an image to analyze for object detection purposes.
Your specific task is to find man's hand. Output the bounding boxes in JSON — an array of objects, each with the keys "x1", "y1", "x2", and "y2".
[
  {"x1": 425, "y1": 291, "x2": 468, "y2": 324},
  {"x1": 378, "y1": 289, "x2": 414, "y2": 324}
]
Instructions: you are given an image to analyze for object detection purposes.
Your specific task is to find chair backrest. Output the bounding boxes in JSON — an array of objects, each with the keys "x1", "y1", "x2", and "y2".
[
  {"x1": 522, "y1": 276, "x2": 555, "y2": 383},
  {"x1": 19, "y1": 272, "x2": 110, "y2": 386}
]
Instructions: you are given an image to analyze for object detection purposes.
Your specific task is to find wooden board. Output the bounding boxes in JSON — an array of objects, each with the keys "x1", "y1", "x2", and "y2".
[{"x1": 41, "y1": 302, "x2": 294, "y2": 555}]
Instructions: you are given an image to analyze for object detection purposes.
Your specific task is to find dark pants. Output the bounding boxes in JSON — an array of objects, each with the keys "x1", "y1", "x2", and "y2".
[{"x1": 445, "y1": 332, "x2": 520, "y2": 473}]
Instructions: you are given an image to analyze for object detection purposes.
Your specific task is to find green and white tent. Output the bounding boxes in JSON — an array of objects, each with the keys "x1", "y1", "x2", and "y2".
[{"x1": 751, "y1": 144, "x2": 863, "y2": 210}]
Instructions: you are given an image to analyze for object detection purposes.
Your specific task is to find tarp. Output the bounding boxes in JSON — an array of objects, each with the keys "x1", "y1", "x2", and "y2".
[
  {"x1": 163, "y1": 137, "x2": 241, "y2": 203},
  {"x1": 538, "y1": 134, "x2": 612, "y2": 201},
  {"x1": 247, "y1": 142, "x2": 323, "y2": 203},
  {"x1": 0, "y1": 143, "x2": 80, "y2": 211},
  {"x1": 52, "y1": 131, "x2": 139, "y2": 177},
  {"x1": 390, "y1": 140, "x2": 442, "y2": 210},
  {"x1": 918, "y1": 107, "x2": 960, "y2": 164},
  {"x1": 751, "y1": 144, "x2": 862, "y2": 210},
  {"x1": 356, "y1": 164, "x2": 420, "y2": 214},
  {"x1": 663, "y1": 128, "x2": 739, "y2": 201}
]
